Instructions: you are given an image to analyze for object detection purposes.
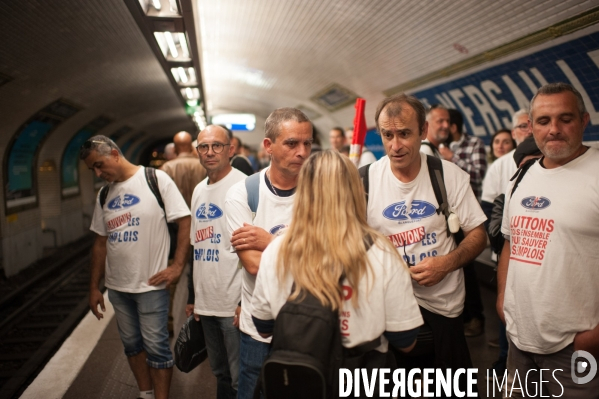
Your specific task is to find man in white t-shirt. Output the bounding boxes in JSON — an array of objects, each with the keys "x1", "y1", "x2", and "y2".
[
  {"x1": 82, "y1": 135, "x2": 191, "y2": 399},
  {"x1": 420, "y1": 104, "x2": 450, "y2": 158},
  {"x1": 364, "y1": 94, "x2": 487, "y2": 382},
  {"x1": 481, "y1": 109, "x2": 533, "y2": 207},
  {"x1": 224, "y1": 108, "x2": 313, "y2": 398},
  {"x1": 185, "y1": 125, "x2": 246, "y2": 399},
  {"x1": 497, "y1": 83, "x2": 599, "y2": 397}
]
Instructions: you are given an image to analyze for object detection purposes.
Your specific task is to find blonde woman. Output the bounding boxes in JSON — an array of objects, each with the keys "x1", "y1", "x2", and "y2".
[{"x1": 251, "y1": 150, "x2": 423, "y2": 364}]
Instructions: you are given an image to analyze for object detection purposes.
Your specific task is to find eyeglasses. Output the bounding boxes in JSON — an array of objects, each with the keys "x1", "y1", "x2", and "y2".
[
  {"x1": 196, "y1": 142, "x2": 230, "y2": 154},
  {"x1": 515, "y1": 123, "x2": 529, "y2": 130},
  {"x1": 81, "y1": 140, "x2": 105, "y2": 150}
]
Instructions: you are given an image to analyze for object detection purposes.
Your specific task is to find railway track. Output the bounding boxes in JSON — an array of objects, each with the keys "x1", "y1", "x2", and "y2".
[{"x1": 0, "y1": 239, "x2": 95, "y2": 399}]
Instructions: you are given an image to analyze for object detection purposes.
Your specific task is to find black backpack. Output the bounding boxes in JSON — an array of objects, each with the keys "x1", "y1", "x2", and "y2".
[
  {"x1": 258, "y1": 241, "x2": 387, "y2": 399},
  {"x1": 99, "y1": 167, "x2": 178, "y2": 258}
]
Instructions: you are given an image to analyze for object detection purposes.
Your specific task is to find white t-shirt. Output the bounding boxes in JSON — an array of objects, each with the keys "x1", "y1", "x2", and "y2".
[
  {"x1": 420, "y1": 140, "x2": 439, "y2": 158},
  {"x1": 500, "y1": 148, "x2": 599, "y2": 354},
  {"x1": 358, "y1": 149, "x2": 377, "y2": 168},
  {"x1": 366, "y1": 153, "x2": 487, "y2": 317},
  {"x1": 225, "y1": 167, "x2": 295, "y2": 342},
  {"x1": 481, "y1": 149, "x2": 517, "y2": 203},
  {"x1": 90, "y1": 167, "x2": 190, "y2": 293},
  {"x1": 251, "y1": 236, "x2": 424, "y2": 352},
  {"x1": 190, "y1": 168, "x2": 246, "y2": 317}
]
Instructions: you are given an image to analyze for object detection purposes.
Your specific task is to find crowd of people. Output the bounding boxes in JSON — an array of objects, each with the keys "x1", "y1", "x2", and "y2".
[{"x1": 80, "y1": 82, "x2": 598, "y2": 398}]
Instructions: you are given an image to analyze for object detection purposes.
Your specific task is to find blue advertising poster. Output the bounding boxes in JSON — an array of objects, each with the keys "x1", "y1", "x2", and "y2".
[
  {"x1": 413, "y1": 32, "x2": 599, "y2": 145},
  {"x1": 7, "y1": 120, "x2": 56, "y2": 204},
  {"x1": 364, "y1": 128, "x2": 384, "y2": 160},
  {"x1": 61, "y1": 129, "x2": 93, "y2": 196}
]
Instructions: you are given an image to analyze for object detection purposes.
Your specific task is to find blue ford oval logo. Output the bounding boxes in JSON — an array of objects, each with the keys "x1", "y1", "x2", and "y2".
[
  {"x1": 107, "y1": 194, "x2": 140, "y2": 210},
  {"x1": 196, "y1": 203, "x2": 223, "y2": 220},
  {"x1": 521, "y1": 196, "x2": 551, "y2": 210},
  {"x1": 383, "y1": 200, "x2": 437, "y2": 221},
  {"x1": 269, "y1": 224, "x2": 287, "y2": 235}
]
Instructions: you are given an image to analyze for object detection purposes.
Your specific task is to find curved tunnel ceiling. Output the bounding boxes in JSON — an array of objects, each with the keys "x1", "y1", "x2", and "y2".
[
  {"x1": 0, "y1": 0, "x2": 194, "y2": 145},
  {"x1": 195, "y1": 0, "x2": 596, "y2": 134},
  {"x1": 0, "y1": 0, "x2": 597, "y2": 152}
]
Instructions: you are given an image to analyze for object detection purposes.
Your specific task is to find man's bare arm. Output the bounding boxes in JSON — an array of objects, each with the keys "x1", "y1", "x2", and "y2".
[
  {"x1": 237, "y1": 250, "x2": 262, "y2": 276},
  {"x1": 89, "y1": 234, "x2": 108, "y2": 320},
  {"x1": 231, "y1": 224, "x2": 273, "y2": 276},
  {"x1": 148, "y1": 215, "x2": 191, "y2": 286},
  {"x1": 410, "y1": 223, "x2": 487, "y2": 287},
  {"x1": 575, "y1": 324, "x2": 599, "y2": 359}
]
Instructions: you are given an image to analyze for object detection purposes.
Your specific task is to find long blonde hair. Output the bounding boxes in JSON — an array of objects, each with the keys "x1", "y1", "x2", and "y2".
[{"x1": 276, "y1": 150, "x2": 402, "y2": 310}]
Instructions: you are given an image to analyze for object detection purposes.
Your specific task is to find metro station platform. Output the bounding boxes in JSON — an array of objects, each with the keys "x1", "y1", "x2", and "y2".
[{"x1": 21, "y1": 258, "x2": 502, "y2": 399}]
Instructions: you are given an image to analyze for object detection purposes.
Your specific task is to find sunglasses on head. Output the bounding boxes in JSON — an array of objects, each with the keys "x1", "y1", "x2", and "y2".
[{"x1": 81, "y1": 140, "x2": 106, "y2": 150}]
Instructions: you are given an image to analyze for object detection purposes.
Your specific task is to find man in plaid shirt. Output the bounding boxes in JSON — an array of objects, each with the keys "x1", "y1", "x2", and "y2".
[
  {"x1": 438, "y1": 109, "x2": 488, "y2": 203},
  {"x1": 439, "y1": 108, "x2": 488, "y2": 338}
]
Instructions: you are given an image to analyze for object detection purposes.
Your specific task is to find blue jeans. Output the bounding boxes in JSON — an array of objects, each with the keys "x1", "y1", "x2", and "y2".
[
  {"x1": 108, "y1": 288, "x2": 173, "y2": 369},
  {"x1": 238, "y1": 332, "x2": 270, "y2": 399},
  {"x1": 201, "y1": 316, "x2": 240, "y2": 399}
]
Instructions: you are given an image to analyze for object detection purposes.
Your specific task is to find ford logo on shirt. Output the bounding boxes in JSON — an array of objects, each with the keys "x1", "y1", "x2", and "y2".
[
  {"x1": 107, "y1": 194, "x2": 140, "y2": 210},
  {"x1": 269, "y1": 224, "x2": 287, "y2": 235},
  {"x1": 521, "y1": 196, "x2": 551, "y2": 210},
  {"x1": 196, "y1": 203, "x2": 223, "y2": 220},
  {"x1": 383, "y1": 200, "x2": 437, "y2": 221}
]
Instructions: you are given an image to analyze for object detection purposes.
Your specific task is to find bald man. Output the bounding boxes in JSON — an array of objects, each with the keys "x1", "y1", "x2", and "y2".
[
  {"x1": 164, "y1": 143, "x2": 176, "y2": 161},
  {"x1": 161, "y1": 131, "x2": 207, "y2": 207}
]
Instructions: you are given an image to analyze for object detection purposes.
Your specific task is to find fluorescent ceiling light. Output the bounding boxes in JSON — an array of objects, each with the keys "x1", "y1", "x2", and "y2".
[
  {"x1": 164, "y1": 32, "x2": 178, "y2": 58},
  {"x1": 154, "y1": 31, "x2": 191, "y2": 61},
  {"x1": 170, "y1": 68, "x2": 181, "y2": 82},
  {"x1": 154, "y1": 32, "x2": 168, "y2": 57},
  {"x1": 179, "y1": 33, "x2": 189, "y2": 58},
  {"x1": 138, "y1": 0, "x2": 179, "y2": 16},
  {"x1": 178, "y1": 67, "x2": 188, "y2": 83},
  {"x1": 182, "y1": 87, "x2": 200, "y2": 100},
  {"x1": 170, "y1": 67, "x2": 197, "y2": 85}
]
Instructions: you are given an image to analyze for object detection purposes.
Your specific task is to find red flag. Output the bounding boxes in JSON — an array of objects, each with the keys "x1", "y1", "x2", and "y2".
[{"x1": 349, "y1": 98, "x2": 367, "y2": 167}]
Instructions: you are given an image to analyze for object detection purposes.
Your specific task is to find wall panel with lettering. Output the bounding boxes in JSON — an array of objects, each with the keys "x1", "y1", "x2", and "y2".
[{"x1": 413, "y1": 32, "x2": 599, "y2": 144}]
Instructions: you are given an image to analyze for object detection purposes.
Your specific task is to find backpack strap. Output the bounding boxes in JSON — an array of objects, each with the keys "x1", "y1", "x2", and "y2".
[
  {"x1": 358, "y1": 163, "x2": 371, "y2": 204},
  {"x1": 99, "y1": 185, "x2": 109, "y2": 208},
  {"x1": 426, "y1": 156, "x2": 448, "y2": 219},
  {"x1": 144, "y1": 167, "x2": 166, "y2": 214},
  {"x1": 245, "y1": 172, "x2": 261, "y2": 214},
  {"x1": 509, "y1": 157, "x2": 538, "y2": 198},
  {"x1": 426, "y1": 155, "x2": 465, "y2": 245},
  {"x1": 421, "y1": 141, "x2": 440, "y2": 158}
]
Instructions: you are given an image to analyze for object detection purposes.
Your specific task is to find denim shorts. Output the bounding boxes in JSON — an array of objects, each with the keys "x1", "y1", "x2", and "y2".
[{"x1": 108, "y1": 288, "x2": 173, "y2": 369}]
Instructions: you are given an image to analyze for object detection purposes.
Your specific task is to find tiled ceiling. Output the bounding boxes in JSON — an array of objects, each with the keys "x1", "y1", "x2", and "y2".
[{"x1": 196, "y1": 0, "x2": 594, "y2": 125}]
